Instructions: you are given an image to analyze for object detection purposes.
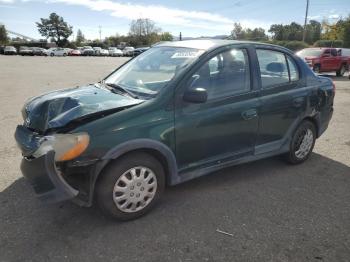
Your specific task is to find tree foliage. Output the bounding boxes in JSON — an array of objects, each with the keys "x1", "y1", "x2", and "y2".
[
  {"x1": 0, "y1": 25, "x2": 8, "y2": 45},
  {"x1": 230, "y1": 23, "x2": 268, "y2": 41},
  {"x1": 76, "y1": 29, "x2": 85, "y2": 45},
  {"x1": 321, "y1": 16, "x2": 350, "y2": 47},
  {"x1": 36, "y1": 13, "x2": 73, "y2": 47}
]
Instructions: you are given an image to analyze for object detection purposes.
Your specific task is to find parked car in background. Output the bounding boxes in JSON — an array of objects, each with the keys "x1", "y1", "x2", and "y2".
[
  {"x1": 69, "y1": 49, "x2": 81, "y2": 56},
  {"x1": 109, "y1": 47, "x2": 123, "y2": 57},
  {"x1": 133, "y1": 47, "x2": 150, "y2": 56},
  {"x1": 93, "y1": 47, "x2": 102, "y2": 56},
  {"x1": 32, "y1": 47, "x2": 47, "y2": 56},
  {"x1": 19, "y1": 46, "x2": 34, "y2": 56},
  {"x1": 81, "y1": 46, "x2": 95, "y2": 56},
  {"x1": 46, "y1": 47, "x2": 68, "y2": 57},
  {"x1": 4, "y1": 46, "x2": 17, "y2": 55},
  {"x1": 297, "y1": 47, "x2": 349, "y2": 76},
  {"x1": 99, "y1": 49, "x2": 109, "y2": 56},
  {"x1": 123, "y1": 46, "x2": 135, "y2": 56},
  {"x1": 15, "y1": 40, "x2": 335, "y2": 221}
]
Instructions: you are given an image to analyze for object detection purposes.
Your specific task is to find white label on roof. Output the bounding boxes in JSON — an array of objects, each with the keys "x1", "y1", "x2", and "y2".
[{"x1": 171, "y1": 51, "x2": 201, "y2": 59}]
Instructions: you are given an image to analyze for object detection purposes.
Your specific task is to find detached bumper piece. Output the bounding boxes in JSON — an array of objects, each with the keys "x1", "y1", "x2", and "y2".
[{"x1": 20, "y1": 151, "x2": 78, "y2": 203}]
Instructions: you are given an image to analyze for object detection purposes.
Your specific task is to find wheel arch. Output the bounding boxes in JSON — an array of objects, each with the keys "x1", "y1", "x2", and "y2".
[
  {"x1": 97, "y1": 139, "x2": 179, "y2": 186},
  {"x1": 302, "y1": 116, "x2": 320, "y2": 138}
]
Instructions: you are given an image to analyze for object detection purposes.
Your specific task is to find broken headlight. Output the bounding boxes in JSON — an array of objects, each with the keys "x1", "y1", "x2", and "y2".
[{"x1": 32, "y1": 133, "x2": 90, "y2": 162}]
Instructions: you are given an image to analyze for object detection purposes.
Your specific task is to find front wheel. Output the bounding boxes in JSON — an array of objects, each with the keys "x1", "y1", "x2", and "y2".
[
  {"x1": 336, "y1": 64, "x2": 346, "y2": 77},
  {"x1": 285, "y1": 120, "x2": 316, "y2": 164},
  {"x1": 95, "y1": 152, "x2": 165, "y2": 221}
]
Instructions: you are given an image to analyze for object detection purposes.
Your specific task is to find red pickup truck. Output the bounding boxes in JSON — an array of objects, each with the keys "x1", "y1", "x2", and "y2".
[{"x1": 297, "y1": 47, "x2": 349, "y2": 76}]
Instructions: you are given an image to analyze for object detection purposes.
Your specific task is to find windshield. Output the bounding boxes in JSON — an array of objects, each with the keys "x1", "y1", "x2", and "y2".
[
  {"x1": 104, "y1": 46, "x2": 204, "y2": 97},
  {"x1": 297, "y1": 49, "x2": 323, "y2": 57}
]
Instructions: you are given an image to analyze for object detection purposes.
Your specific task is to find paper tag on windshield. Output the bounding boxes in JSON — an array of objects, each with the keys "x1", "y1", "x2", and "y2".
[{"x1": 171, "y1": 51, "x2": 201, "y2": 59}]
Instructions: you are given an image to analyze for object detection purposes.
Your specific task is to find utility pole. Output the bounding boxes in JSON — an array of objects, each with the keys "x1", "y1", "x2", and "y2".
[
  {"x1": 179, "y1": 32, "x2": 182, "y2": 41},
  {"x1": 302, "y1": 0, "x2": 310, "y2": 42},
  {"x1": 99, "y1": 25, "x2": 102, "y2": 41}
]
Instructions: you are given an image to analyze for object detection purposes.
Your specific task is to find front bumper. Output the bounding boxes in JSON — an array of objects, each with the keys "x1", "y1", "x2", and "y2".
[
  {"x1": 20, "y1": 151, "x2": 78, "y2": 203},
  {"x1": 15, "y1": 125, "x2": 78, "y2": 203}
]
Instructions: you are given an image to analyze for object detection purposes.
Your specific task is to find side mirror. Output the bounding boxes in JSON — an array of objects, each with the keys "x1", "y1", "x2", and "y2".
[{"x1": 183, "y1": 87, "x2": 208, "y2": 103}]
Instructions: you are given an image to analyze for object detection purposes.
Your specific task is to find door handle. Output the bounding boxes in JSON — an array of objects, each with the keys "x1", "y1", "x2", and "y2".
[{"x1": 242, "y1": 109, "x2": 258, "y2": 120}]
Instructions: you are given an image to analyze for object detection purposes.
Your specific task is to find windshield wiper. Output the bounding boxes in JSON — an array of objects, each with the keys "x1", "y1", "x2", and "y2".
[{"x1": 102, "y1": 82, "x2": 139, "y2": 99}]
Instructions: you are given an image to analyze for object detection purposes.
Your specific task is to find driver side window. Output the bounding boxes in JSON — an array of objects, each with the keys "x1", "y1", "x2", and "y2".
[{"x1": 190, "y1": 48, "x2": 251, "y2": 100}]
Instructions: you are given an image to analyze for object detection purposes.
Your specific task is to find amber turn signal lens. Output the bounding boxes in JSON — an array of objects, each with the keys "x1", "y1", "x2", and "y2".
[{"x1": 58, "y1": 134, "x2": 90, "y2": 161}]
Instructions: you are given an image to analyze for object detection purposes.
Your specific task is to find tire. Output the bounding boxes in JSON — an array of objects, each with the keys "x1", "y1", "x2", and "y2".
[
  {"x1": 285, "y1": 120, "x2": 316, "y2": 164},
  {"x1": 63, "y1": 53, "x2": 67, "y2": 57},
  {"x1": 95, "y1": 152, "x2": 165, "y2": 221},
  {"x1": 313, "y1": 64, "x2": 321, "y2": 74},
  {"x1": 336, "y1": 64, "x2": 346, "y2": 77},
  {"x1": 50, "y1": 53, "x2": 54, "y2": 57}
]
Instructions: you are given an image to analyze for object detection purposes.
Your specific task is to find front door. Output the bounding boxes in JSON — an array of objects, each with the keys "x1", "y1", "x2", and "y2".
[{"x1": 175, "y1": 47, "x2": 259, "y2": 172}]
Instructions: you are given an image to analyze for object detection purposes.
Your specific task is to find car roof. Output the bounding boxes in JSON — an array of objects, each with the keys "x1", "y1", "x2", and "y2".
[{"x1": 155, "y1": 39, "x2": 291, "y2": 52}]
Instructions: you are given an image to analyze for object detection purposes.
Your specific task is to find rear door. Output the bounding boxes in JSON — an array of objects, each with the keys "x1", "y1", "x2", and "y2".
[
  {"x1": 255, "y1": 48, "x2": 305, "y2": 153},
  {"x1": 175, "y1": 46, "x2": 259, "y2": 172}
]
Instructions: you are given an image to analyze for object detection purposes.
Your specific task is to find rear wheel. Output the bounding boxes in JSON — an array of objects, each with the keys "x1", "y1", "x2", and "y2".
[
  {"x1": 336, "y1": 64, "x2": 346, "y2": 77},
  {"x1": 50, "y1": 53, "x2": 54, "y2": 57},
  {"x1": 313, "y1": 64, "x2": 321, "y2": 74},
  {"x1": 95, "y1": 152, "x2": 165, "y2": 221},
  {"x1": 285, "y1": 120, "x2": 316, "y2": 164}
]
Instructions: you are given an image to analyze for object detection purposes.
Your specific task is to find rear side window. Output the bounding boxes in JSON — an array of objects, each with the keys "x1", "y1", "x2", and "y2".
[
  {"x1": 257, "y1": 49, "x2": 299, "y2": 88},
  {"x1": 257, "y1": 49, "x2": 289, "y2": 88}
]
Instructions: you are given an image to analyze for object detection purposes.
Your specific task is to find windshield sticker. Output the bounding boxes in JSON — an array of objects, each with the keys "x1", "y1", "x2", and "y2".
[{"x1": 171, "y1": 52, "x2": 201, "y2": 59}]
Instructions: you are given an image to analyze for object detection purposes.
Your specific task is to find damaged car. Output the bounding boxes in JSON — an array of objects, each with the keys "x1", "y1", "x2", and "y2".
[{"x1": 15, "y1": 40, "x2": 334, "y2": 220}]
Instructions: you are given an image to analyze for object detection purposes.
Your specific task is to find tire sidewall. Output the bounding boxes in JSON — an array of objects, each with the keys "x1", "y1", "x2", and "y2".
[
  {"x1": 288, "y1": 121, "x2": 316, "y2": 164},
  {"x1": 96, "y1": 152, "x2": 165, "y2": 221}
]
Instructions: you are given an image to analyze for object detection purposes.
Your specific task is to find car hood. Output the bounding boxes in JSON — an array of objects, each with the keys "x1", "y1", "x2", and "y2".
[{"x1": 22, "y1": 84, "x2": 144, "y2": 133}]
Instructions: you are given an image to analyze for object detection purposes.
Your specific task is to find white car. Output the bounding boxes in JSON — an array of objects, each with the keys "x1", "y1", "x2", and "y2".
[
  {"x1": 46, "y1": 48, "x2": 68, "y2": 57},
  {"x1": 100, "y1": 49, "x2": 109, "y2": 56},
  {"x1": 109, "y1": 47, "x2": 123, "y2": 57},
  {"x1": 123, "y1": 46, "x2": 135, "y2": 57}
]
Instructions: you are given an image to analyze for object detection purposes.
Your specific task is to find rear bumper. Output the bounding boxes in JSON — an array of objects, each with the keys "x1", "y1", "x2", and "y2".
[{"x1": 20, "y1": 151, "x2": 78, "y2": 203}]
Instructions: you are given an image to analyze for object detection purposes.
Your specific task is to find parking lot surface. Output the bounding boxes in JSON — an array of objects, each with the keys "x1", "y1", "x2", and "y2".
[{"x1": 0, "y1": 56, "x2": 349, "y2": 262}]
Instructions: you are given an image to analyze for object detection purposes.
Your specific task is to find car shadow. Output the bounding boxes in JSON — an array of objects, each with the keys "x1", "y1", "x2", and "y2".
[
  {"x1": 1, "y1": 153, "x2": 350, "y2": 260},
  {"x1": 318, "y1": 73, "x2": 350, "y2": 82}
]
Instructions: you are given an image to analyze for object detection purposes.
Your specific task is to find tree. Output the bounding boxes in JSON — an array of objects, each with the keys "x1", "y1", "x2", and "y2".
[
  {"x1": 129, "y1": 18, "x2": 160, "y2": 37},
  {"x1": 129, "y1": 18, "x2": 162, "y2": 46},
  {"x1": 36, "y1": 13, "x2": 73, "y2": 47},
  {"x1": 160, "y1": 32, "x2": 173, "y2": 41},
  {"x1": 269, "y1": 24, "x2": 285, "y2": 41},
  {"x1": 76, "y1": 29, "x2": 85, "y2": 45},
  {"x1": 231, "y1": 23, "x2": 245, "y2": 40},
  {"x1": 0, "y1": 25, "x2": 8, "y2": 45}
]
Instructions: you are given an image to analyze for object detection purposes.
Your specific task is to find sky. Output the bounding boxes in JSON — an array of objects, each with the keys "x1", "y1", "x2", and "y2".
[{"x1": 0, "y1": 0, "x2": 349, "y2": 40}]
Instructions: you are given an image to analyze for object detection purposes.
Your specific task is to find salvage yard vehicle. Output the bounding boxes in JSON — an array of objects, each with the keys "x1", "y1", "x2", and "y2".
[
  {"x1": 81, "y1": 46, "x2": 95, "y2": 56},
  {"x1": 109, "y1": 47, "x2": 123, "y2": 57},
  {"x1": 4, "y1": 46, "x2": 17, "y2": 55},
  {"x1": 297, "y1": 47, "x2": 349, "y2": 76},
  {"x1": 32, "y1": 47, "x2": 47, "y2": 56},
  {"x1": 123, "y1": 46, "x2": 135, "y2": 56},
  {"x1": 69, "y1": 49, "x2": 81, "y2": 56},
  {"x1": 46, "y1": 47, "x2": 68, "y2": 57},
  {"x1": 19, "y1": 46, "x2": 33, "y2": 56},
  {"x1": 15, "y1": 40, "x2": 334, "y2": 221}
]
